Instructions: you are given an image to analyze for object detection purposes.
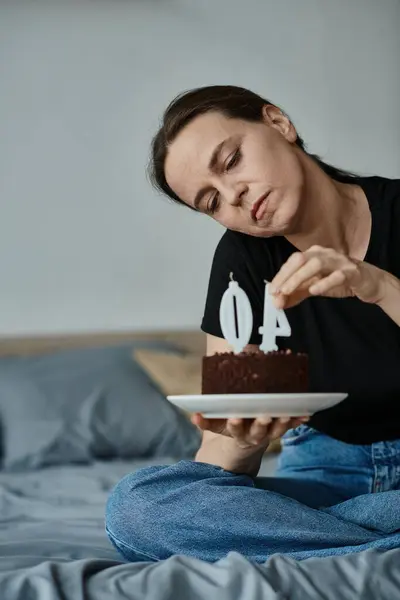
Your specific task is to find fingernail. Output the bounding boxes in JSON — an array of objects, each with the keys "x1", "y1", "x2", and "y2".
[{"x1": 273, "y1": 296, "x2": 284, "y2": 309}]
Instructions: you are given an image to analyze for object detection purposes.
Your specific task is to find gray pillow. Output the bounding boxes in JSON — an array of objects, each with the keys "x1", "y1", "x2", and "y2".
[{"x1": 0, "y1": 343, "x2": 201, "y2": 471}]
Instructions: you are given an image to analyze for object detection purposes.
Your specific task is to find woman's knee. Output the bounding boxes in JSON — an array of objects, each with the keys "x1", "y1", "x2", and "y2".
[
  {"x1": 105, "y1": 460, "x2": 223, "y2": 562},
  {"x1": 106, "y1": 464, "x2": 173, "y2": 562},
  {"x1": 106, "y1": 459, "x2": 256, "y2": 563}
]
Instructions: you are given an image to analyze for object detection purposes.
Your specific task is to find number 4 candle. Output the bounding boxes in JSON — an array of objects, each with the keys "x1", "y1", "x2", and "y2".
[{"x1": 259, "y1": 281, "x2": 291, "y2": 352}]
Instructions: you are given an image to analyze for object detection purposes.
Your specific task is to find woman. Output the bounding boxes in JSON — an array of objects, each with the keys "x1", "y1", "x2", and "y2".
[{"x1": 106, "y1": 85, "x2": 400, "y2": 564}]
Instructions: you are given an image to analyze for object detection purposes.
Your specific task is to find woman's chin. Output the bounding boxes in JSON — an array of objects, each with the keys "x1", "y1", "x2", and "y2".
[
  {"x1": 227, "y1": 213, "x2": 294, "y2": 237},
  {"x1": 250, "y1": 216, "x2": 291, "y2": 238},
  {"x1": 256, "y1": 208, "x2": 299, "y2": 237}
]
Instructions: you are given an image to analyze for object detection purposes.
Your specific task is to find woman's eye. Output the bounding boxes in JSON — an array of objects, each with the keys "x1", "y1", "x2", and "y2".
[
  {"x1": 225, "y1": 148, "x2": 241, "y2": 171},
  {"x1": 207, "y1": 194, "x2": 220, "y2": 214}
]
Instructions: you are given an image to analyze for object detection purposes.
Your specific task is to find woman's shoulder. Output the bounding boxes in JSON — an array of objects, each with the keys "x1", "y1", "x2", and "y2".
[
  {"x1": 356, "y1": 174, "x2": 400, "y2": 204},
  {"x1": 211, "y1": 230, "x2": 254, "y2": 271},
  {"x1": 213, "y1": 229, "x2": 288, "y2": 281}
]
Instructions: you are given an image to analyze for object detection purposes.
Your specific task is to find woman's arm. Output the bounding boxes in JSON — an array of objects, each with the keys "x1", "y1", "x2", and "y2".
[
  {"x1": 269, "y1": 245, "x2": 400, "y2": 327},
  {"x1": 376, "y1": 271, "x2": 400, "y2": 327}
]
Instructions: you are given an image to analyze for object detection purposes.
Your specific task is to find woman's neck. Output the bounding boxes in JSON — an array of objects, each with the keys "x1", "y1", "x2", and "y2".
[{"x1": 285, "y1": 155, "x2": 371, "y2": 261}]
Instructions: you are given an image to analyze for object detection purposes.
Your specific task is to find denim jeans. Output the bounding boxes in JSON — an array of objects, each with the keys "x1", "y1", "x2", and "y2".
[{"x1": 105, "y1": 425, "x2": 400, "y2": 563}]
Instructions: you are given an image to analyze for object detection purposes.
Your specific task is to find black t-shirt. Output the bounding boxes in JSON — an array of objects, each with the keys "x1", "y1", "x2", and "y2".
[{"x1": 201, "y1": 176, "x2": 400, "y2": 444}]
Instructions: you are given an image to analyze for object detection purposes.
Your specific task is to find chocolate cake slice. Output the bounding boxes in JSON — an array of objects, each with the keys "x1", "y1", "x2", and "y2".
[{"x1": 202, "y1": 350, "x2": 308, "y2": 395}]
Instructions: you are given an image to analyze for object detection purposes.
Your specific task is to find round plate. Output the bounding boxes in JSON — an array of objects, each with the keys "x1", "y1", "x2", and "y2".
[{"x1": 167, "y1": 392, "x2": 347, "y2": 418}]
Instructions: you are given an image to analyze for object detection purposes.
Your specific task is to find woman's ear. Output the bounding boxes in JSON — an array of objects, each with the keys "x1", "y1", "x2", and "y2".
[{"x1": 261, "y1": 104, "x2": 298, "y2": 143}]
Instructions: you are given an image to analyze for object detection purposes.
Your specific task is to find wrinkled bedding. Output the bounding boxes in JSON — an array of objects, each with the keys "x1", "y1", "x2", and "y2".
[
  {"x1": 2, "y1": 549, "x2": 400, "y2": 600},
  {"x1": 0, "y1": 458, "x2": 176, "y2": 568},
  {"x1": 0, "y1": 459, "x2": 399, "y2": 600}
]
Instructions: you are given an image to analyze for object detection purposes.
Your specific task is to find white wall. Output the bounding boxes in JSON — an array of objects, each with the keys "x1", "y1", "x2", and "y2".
[{"x1": 0, "y1": 0, "x2": 399, "y2": 336}]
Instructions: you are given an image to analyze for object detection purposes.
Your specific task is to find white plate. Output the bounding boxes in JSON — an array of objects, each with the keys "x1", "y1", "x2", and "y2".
[{"x1": 167, "y1": 392, "x2": 347, "y2": 418}]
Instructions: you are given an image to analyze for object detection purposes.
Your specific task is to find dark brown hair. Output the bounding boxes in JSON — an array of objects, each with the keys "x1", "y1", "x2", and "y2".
[{"x1": 148, "y1": 85, "x2": 357, "y2": 208}]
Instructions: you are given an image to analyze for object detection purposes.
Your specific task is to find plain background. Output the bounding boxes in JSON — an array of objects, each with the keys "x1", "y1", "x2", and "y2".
[{"x1": 0, "y1": 0, "x2": 399, "y2": 336}]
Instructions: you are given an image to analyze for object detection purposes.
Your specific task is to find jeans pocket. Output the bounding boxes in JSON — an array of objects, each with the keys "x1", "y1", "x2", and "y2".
[{"x1": 281, "y1": 424, "x2": 316, "y2": 447}]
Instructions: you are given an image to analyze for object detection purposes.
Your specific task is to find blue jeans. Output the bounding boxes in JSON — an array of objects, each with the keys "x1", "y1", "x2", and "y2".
[{"x1": 105, "y1": 425, "x2": 400, "y2": 563}]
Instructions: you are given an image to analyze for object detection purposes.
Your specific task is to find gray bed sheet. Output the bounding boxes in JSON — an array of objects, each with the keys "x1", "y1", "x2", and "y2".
[
  {"x1": 0, "y1": 457, "x2": 177, "y2": 568},
  {"x1": 0, "y1": 457, "x2": 399, "y2": 600}
]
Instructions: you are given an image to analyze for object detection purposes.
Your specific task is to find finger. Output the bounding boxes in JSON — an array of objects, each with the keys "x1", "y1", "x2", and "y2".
[
  {"x1": 279, "y1": 257, "x2": 325, "y2": 296},
  {"x1": 291, "y1": 417, "x2": 310, "y2": 428},
  {"x1": 268, "y1": 417, "x2": 294, "y2": 440},
  {"x1": 248, "y1": 416, "x2": 273, "y2": 444},
  {"x1": 191, "y1": 414, "x2": 226, "y2": 434},
  {"x1": 191, "y1": 413, "x2": 203, "y2": 427},
  {"x1": 272, "y1": 287, "x2": 312, "y2": 309},
  {"x1": 309, "y1": 270, "x2": 347, "y2": 296},
  {"x1": 269, "y1": 252, "x2": 307, "y2": 293},
  {"x1": 226, "y1": 418, "x2": 247, "y2": 441}
]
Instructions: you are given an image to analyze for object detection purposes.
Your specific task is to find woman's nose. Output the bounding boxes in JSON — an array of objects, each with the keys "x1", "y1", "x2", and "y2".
[{"x1": 224, "y1": 183, "x2": 248, "y2": 206}]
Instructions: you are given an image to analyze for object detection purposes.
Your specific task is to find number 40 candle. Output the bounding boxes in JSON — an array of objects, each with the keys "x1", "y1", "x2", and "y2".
[{"x1": 219, "y1": 275, "x2": 291, "y2": 354}]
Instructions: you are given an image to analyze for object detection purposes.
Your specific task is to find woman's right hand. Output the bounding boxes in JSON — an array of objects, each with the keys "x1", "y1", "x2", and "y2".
[{"x1": 191, "y1": 413, "x2": 309, "y2": 451}]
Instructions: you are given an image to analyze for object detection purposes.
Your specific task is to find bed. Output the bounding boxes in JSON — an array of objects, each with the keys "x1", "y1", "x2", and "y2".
[{"x1": 0, "y1": 330, "x2": 398, "y2": 600}]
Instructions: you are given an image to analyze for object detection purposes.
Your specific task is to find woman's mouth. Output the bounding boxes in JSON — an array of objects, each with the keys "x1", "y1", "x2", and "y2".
[{"x1": 251, "y1": 193, "x2": 270, "y2": 222}]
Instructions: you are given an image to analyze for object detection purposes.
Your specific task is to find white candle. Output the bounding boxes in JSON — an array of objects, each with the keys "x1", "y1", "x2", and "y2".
[
  {"x1": 259, "y1": 282, "x2": 291, "y2": 353},
  {"x1": 219, "y1": 273, "x2": 253, "y2": 354}
]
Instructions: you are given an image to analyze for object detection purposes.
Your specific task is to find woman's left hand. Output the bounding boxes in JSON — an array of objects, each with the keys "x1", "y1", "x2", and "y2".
[{"x1": 269, "y1": 245, "x2": 387, "y2": 309}]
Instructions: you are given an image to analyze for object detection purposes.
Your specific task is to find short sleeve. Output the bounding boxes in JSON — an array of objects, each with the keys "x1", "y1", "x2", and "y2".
[{"x1": 200, "y1": 231, "x2": 265, "y2": 345}]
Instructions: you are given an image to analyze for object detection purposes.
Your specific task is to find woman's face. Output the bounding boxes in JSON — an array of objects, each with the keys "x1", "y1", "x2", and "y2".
[{"x1": 165, "y1": 106, "x2": 306, "y2": 237}]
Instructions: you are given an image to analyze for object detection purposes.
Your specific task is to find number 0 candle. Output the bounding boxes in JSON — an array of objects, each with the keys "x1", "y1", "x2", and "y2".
[{"x1": 219, "y1": 273, "x2": 253, "y2": 354}]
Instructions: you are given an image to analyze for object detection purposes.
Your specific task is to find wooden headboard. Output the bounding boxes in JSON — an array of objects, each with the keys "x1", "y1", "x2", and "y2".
[{"x1": 0, "y1": 329, "x2": 206, "y2": 357}]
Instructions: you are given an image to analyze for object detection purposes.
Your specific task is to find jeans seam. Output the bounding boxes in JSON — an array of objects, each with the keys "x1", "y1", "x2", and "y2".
[
  {"x1": 371, "y1": 443, "x2": 384, "y2": 493},
  {"x1": 372, "y1": 461, "x2": 379, "y2": 493},
  {"x1": 105, "y1": 525, "x2": 160, "y2": 562}
]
